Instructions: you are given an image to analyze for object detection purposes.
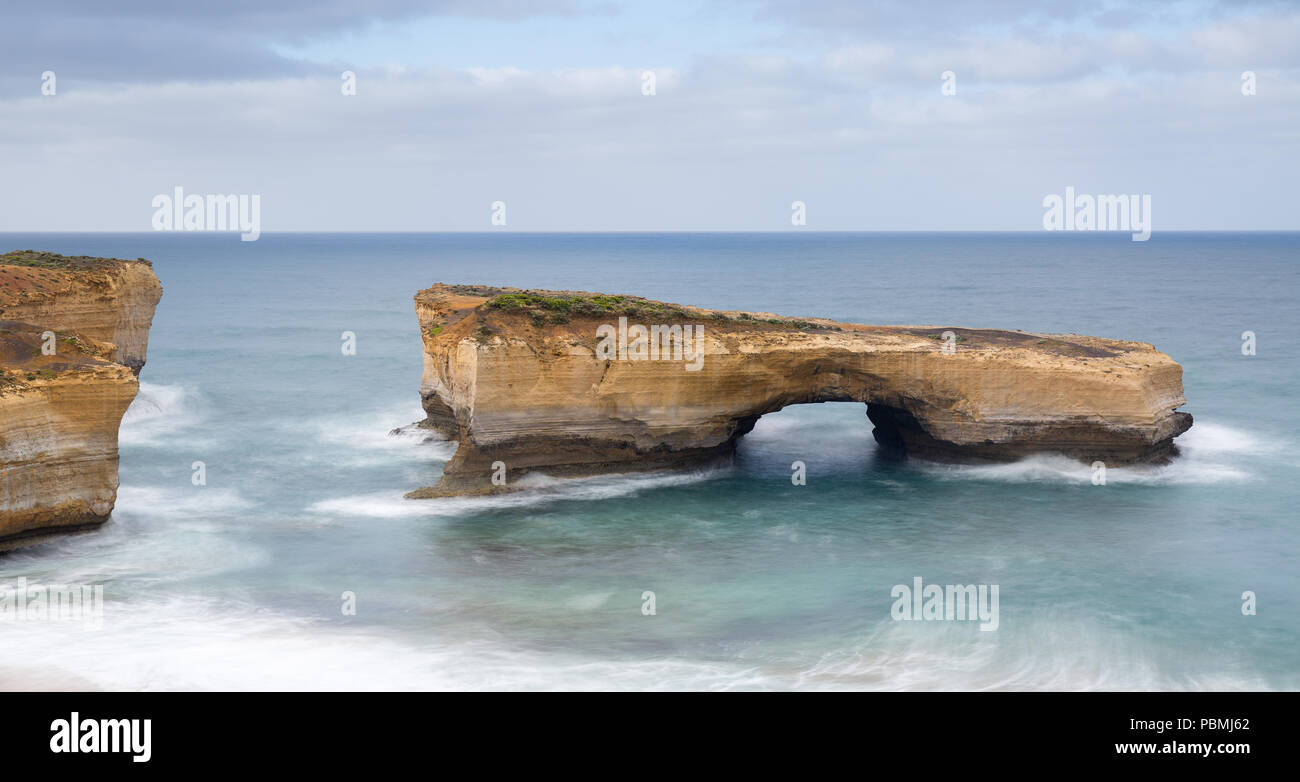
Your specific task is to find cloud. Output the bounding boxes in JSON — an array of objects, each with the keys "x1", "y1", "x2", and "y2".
[
  {"x1": 0, "y1": 1, "x2": 589, "y2": 90},
  {"x1": 820, "y1": 11, "x2": 1300, "y2": 87},
  {"x1": 750, "y1": 0, "x2": 1296, "y2": 38},
  {"x1": 1, "y1": 47, "x2": 1295, "y2": 231},
  {"x1": 0, "y1": 1, "x2": 1295, "y2": 230}
]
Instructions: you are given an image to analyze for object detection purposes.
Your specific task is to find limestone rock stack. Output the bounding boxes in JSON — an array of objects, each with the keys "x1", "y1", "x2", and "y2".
[
  {"x1": 408, "y1": 284, "x2": 1192, "y2": 497},
  {"x1": 0, "y1": 251, "x2": 163, "y2": 549}
]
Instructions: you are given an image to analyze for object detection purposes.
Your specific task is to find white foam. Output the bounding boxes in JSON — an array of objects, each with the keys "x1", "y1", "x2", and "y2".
[
  {"x1": 792, "y1": 613, "x2": 1279, "y2": 691},
  {"x1": 0, "y1": 599, "x2": 1281, "y2": 691},
  {"x1": 307, "y1": 465, "x2": 731, "y2": 520},
  {"x1": 4, "y1": 485, "x2": 257, "y2": 560},
  {"x1": 0, "y1": 610, "x2": 757, "y2": 691},
  {"x1": 564, "y1": 592, "x2": 613, "y2": 611},
  {"x1": 302, "y1": 404, "x2": 457, "y2": 464},
  {"x1": 119, "y1": 383, "x2": 205, "y2": 447},
  {"x1": 116, "y1": 485, "x2": 256, "y2": 516},
  {"x1": 915, "y1": 421, "x2": 1276, "y2": 486},
  {"x1": 1175, "y1": 420, "x2": 1284, "y2": 456}
]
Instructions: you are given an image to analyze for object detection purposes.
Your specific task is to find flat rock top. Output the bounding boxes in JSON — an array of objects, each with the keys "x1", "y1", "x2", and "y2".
[
  {"x1": 0, "y1": 250, "x2": 156, "y2": 307},
  {"x1": 415, "y1": 283, "x2": 1166, "y2": 363}
]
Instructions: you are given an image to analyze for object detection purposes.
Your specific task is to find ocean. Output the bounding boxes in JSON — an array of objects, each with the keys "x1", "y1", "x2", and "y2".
[{"x1": 1, "y1": 231, "x2": 1296, "y2": 691}]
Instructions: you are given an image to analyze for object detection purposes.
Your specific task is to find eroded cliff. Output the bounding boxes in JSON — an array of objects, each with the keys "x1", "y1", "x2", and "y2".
[
  {"x1": 0, "y1": 251, "x2": 163, "y2": 549},
  {"x1": 409, "y1": 284, "x2": 1192, "y2": 497},
  {"x1": 0, "y1": 251, "x2": 162, "y2": 374}
]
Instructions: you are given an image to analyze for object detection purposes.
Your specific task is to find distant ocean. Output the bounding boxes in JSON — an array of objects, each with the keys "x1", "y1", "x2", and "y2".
[{"x1": 1, "y1": 232, "x2": 1296, "y2": 691}]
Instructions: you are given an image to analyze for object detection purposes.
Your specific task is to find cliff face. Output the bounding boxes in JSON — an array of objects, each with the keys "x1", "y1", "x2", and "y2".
[
  {"x1": 410, "y1": 284, "x2": 1192, "y2": 497},
  {"x1": 0, "y1": 251, "x2": 163, "y2": 375},
  {"x1": 0, "y1": 251, "x2": 163, "y2": 550}
]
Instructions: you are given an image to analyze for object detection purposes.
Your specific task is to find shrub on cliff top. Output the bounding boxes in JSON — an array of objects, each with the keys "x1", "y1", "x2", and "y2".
[
  {"x1": 487, "y1": 292, "x2": 687, "y2": 323},
  {"x1": 482, "y1": 290, "x2": 840, "y2": 333},
  {"x1": 1, "y1": 250, "x2": 139, "y2": 270}
]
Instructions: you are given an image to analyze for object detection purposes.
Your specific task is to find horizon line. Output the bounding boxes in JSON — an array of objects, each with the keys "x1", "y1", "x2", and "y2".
[{"x1": 1, "y1": 229, "x2": 1298, "y2": 235}]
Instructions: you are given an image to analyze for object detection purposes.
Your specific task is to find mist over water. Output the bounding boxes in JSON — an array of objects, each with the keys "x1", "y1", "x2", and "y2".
[{"x1": 1, "y1": 232, "x2": 1297, "y2": 691}]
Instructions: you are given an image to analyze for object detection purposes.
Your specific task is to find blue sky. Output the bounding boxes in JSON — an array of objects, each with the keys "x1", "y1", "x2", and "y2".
[{"x1": 1, "y1": 1, "x2": 1296, "y2": 231}]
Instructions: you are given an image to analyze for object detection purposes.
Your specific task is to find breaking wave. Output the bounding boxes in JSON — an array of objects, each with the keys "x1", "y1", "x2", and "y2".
[
  {"x1": 119, "y1": 383, "x2": 204, "y2": 447},
  {"x1": 913, "y1": 421, "x2": 1282, "y2": 486},
  {"x1": 306, "y1": 465, "x2": 732, "y2": 519}
]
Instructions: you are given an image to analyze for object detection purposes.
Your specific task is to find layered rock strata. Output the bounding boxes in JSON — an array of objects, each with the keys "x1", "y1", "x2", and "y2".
[
  {"x1": 409, "y1": 284, "x2": 1192, "y2": 497},
  {"x1": 0, "y1": 251, "x2": 163, "y2": 549}
]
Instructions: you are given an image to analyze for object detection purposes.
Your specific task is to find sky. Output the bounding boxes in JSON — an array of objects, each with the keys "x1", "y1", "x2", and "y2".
[{"x1": 0, "y1": 0, "x2": 1296, "y2": 232}]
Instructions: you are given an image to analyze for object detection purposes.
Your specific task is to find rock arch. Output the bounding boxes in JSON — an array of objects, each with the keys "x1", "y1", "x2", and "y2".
[{"x1": 407, "y1": 284, "x2": 1192, "y2": 497}]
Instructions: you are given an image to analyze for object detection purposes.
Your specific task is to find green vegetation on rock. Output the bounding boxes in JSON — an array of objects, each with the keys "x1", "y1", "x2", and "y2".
[
  {"x1": 1, "y1": 250, "x2": 148, "y2": 270},
  {"x1": 483, "y1": 290, "x2": 836, "y2": 331}
]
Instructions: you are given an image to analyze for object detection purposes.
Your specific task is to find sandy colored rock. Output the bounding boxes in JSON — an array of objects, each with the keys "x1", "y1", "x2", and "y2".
[
  {"x1": 408, "y1": 284, "x2": 1192, "y2": 497},
  {"x1": 0, "y1": 250, "x2": 163, "y2": 375},
  {"x1": 0, "y1": 252, "x2": 162, "y2": 549}
]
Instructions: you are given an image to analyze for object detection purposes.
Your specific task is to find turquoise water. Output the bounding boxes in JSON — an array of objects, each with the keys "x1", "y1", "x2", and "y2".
[{"x1": 1, "y1": 232, "x2": 1296, "y2": 690}]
